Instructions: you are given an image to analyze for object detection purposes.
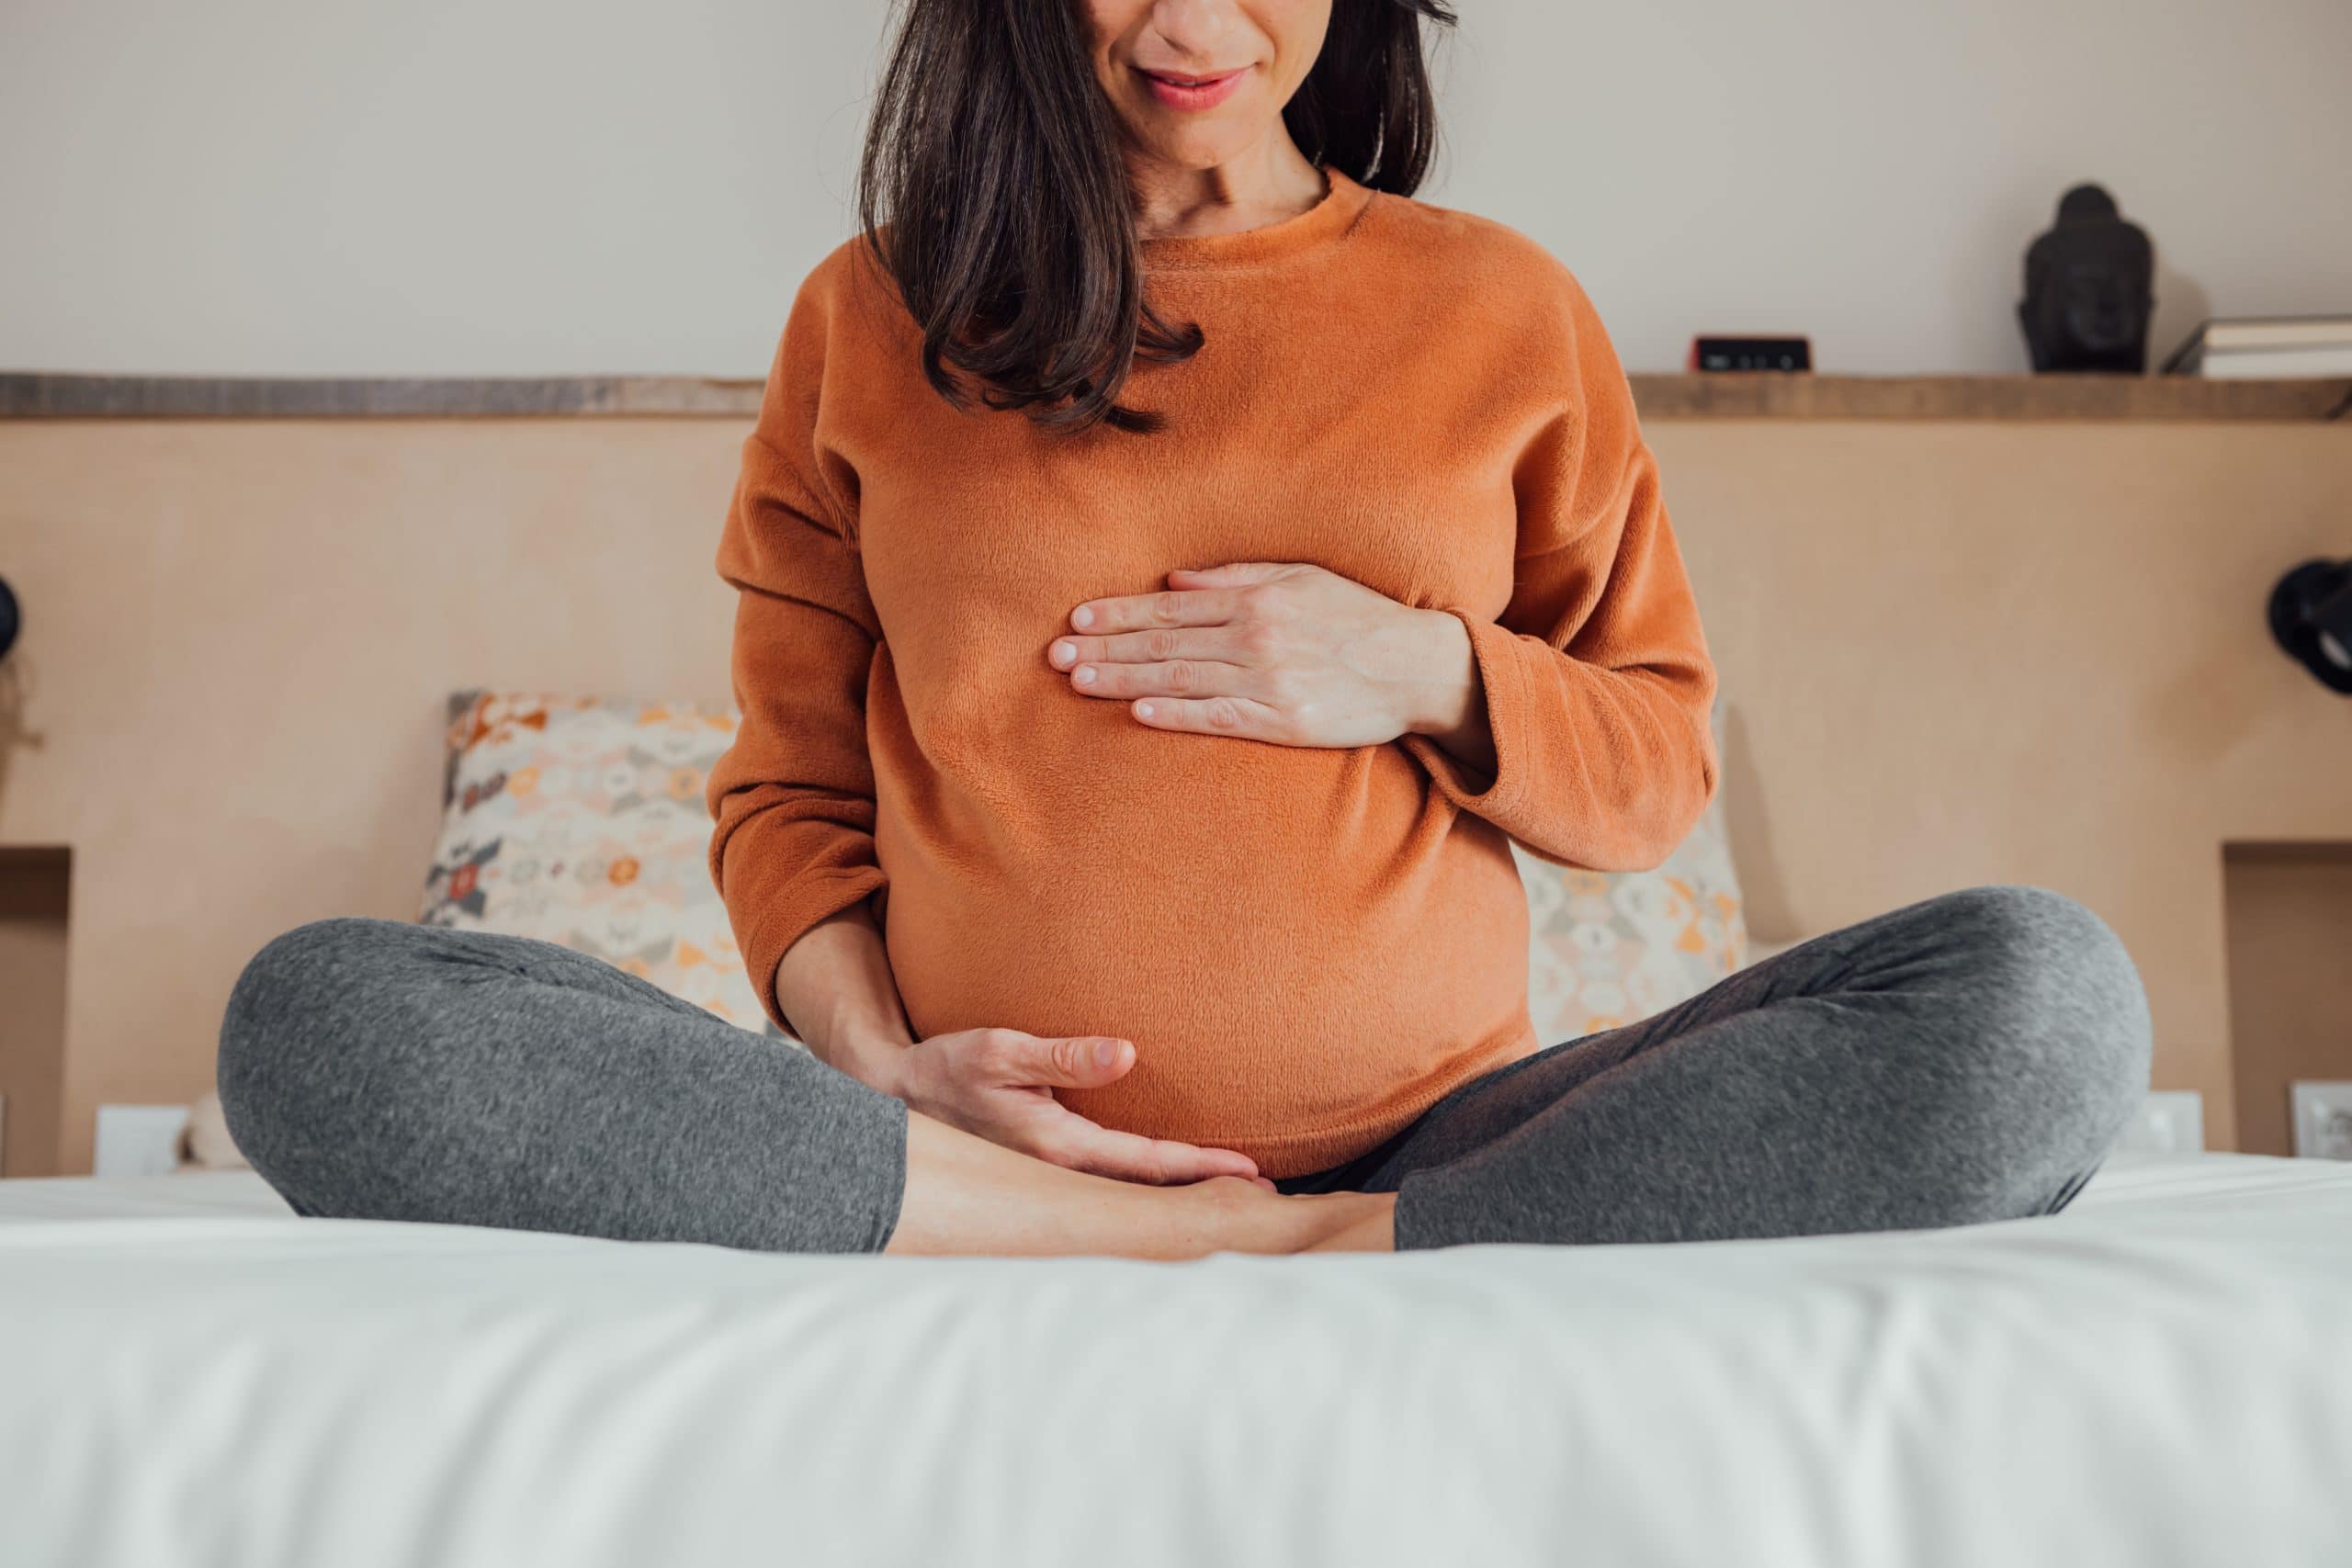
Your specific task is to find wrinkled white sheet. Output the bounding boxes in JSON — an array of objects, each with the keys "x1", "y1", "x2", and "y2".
[{"x1": 1, "y1": 1154, "x2": 2346, "y2": 1568}]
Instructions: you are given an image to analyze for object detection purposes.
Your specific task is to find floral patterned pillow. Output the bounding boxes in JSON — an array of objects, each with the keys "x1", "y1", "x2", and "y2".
[
  {"x1": 419, "y1": 691, "x2": 786, "y2": 1038},
  {"x1": 1514, "y1": 698, "x2": 1748, "y2": 1043}
]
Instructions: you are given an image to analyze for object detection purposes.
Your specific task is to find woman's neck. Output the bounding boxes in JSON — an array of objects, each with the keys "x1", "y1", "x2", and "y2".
[{"x1": 1124, "y1": 133, "x2": 1328, "y2": 244}]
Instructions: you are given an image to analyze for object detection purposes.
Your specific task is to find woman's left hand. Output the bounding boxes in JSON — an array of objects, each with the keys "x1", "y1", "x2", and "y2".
[{"x1": 1046, "y1": 562, "x2": 1493, "y2": 761}]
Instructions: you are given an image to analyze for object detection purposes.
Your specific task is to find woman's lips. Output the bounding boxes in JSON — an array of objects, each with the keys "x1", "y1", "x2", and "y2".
[{"x1": 1138, "y1": 66, "x2": 1249, "y2": 112}]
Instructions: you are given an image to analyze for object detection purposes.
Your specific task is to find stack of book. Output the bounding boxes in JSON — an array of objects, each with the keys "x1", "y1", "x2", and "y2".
[{"x1": 2161, "y1": 316, "x2": 2352, "y2": 378}]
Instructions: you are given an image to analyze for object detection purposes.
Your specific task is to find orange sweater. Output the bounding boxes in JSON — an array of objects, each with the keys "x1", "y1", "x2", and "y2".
[{"x1": 707, "y1": 166, "x2": 1719, "y2": 1178}]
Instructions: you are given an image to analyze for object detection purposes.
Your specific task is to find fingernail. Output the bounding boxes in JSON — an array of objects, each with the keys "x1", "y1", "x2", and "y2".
[
  {"x1": 1073, "y1": 665, "x2": 1095, "y2": 686},
  {"x1": 1050, "y1": 640, "x2": 1076, "y2": 667},
  {"x1": 1094, "y1": 1038, "x2": 1121, "y2": 1067},
  {"x1": 1071, "y1": 606, "x2": 1094, "y2": 629},
  {"x1": 1135, "y1": 702, "x2": 1154, "y2": 719}
]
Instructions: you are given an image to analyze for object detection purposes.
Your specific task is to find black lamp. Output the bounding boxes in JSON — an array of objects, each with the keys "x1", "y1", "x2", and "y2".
[{"x1": 2269, "y1": 558, "x2": 2352, "y2": 694}]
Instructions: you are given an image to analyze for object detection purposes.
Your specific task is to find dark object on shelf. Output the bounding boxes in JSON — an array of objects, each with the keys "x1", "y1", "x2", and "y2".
[
  {"x1": 2018, "y1": 184, "x2": 2154, "y2": 373},
  {"x1": 2268, "y1": 558, "x2": 2352, "y2": 695},
  {"x1": 0, "y1": 576, "x2": 17, "y2": 663},
  {"x1": 1689, "y1": 336, "x2": 1812, "y2": 372}
]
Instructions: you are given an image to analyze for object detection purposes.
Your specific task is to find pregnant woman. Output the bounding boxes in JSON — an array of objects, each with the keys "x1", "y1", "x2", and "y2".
[{"x1": 219, "y1": 0, "x2": 2153, "y2": 1257}]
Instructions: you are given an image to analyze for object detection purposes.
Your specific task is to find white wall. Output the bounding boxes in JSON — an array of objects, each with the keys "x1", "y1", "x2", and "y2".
[{"x1": 4, "y1": 0, "x2": 2346, "y2": 377}]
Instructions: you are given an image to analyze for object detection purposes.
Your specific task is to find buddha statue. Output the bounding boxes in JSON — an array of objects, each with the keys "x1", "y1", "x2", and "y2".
[{"x1": 2018, "y1": 184, "x2": 2155, "y2": 373}]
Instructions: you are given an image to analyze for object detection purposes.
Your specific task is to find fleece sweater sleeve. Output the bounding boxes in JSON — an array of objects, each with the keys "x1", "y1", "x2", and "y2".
[
  {"x1": 704, "y1": 262, "x2": 888, "y2": 1036},
  {"x1": 1397, "y1": 266, "x2": 1720, "y2": 873}
]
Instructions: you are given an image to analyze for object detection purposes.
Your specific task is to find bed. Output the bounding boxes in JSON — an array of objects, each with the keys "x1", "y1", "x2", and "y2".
[{"x1": 2, "y1": 1152, "x2": 2346, "y2": 1568}]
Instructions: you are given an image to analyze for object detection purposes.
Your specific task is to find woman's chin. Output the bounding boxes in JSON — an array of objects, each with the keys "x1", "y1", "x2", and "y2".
[{"x1": 1122, "y1": 118, "x2": 1264, "y2": 174}]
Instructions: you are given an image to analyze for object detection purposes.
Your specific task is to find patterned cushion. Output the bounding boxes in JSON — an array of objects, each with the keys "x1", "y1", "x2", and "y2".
[
  {"x1": 419, "y1": 692, "x2": 786, "y2": 1037},
  {"x1": 1514, "y1": 699, "x2": 1747, "y2": 1043}
]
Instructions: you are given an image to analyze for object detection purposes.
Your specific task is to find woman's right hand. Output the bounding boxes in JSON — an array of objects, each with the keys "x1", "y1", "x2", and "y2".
[
  {"x1": 770, "y1": 908, "x2": 1264, "y2": 1187},
  {"x1": 865, "y1": 1027, "x2": 1270, "y2": 1189}
]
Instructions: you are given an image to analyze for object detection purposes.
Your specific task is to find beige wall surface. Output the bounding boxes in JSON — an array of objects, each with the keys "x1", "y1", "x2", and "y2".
[
  {"x1": 3, "y1": 0, "x2": 2348, "y2": 379},
  {"x1": 3, "y1": 422, "x2": 745, "y2": 1171},
  {"x1": 3, "y1": 412, "x2": 2346, "y2": 1171},
  {"x1": 1653, "y1": 420, "x2": 2352, "y2": 1143}
]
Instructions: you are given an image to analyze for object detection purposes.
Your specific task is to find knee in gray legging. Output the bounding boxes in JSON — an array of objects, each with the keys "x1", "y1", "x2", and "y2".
[
  {"x1": 218, "y1": 915, "x2": 909, "y2": 1252},
  {"x1": 215, "y1": 916, "x2": 423, "y2": 1214},
  {"x1": 1906, "y1": 883, "x2": 2153, "y2": 1217}
]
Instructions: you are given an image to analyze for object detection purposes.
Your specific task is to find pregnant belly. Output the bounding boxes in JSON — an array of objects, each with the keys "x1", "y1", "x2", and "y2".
[{"x1": 872, "y1": 729, "x2": 1537, "y2": 1176}]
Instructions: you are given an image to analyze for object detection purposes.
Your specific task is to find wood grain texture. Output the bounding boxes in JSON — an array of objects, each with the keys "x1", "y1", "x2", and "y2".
[
  {"x1": 0, "y1": 375, "x2": 765, "y2": 420},
  {"x1": 1635, "y1": 373, "x2": 2352, "y2": 422},
  {"x1": 4, "y1": 372, "x2": 2348, "y2": 422}
]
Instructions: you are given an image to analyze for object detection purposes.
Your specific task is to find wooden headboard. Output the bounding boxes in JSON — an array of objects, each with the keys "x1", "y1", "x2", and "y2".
[{"x1": 3, "y1": 372, "x2": 2347, "y2": 1172}]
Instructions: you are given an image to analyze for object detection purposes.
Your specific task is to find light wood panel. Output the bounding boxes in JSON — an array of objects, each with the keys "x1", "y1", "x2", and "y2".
[{"x1": 0, "y1": 408, "x2": 2347, "y2": 1170}]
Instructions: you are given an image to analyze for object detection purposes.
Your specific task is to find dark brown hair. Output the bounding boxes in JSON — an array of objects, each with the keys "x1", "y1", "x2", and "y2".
[{"x1": 854, "y1": 0, "x2": 1456, "y2": 435}]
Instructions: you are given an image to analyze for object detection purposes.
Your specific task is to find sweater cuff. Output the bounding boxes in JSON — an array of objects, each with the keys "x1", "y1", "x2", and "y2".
[
  {"x1": 1397, "y1": 610, "x2": 1537, "y2": 834},
  {"x1": 714, "y1": 816, "x2": 889, "y2": 1040}
]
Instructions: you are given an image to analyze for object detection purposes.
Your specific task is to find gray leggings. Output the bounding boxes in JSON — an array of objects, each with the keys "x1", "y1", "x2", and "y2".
[{"x1": 216, "y1": 883, "x2": 2152, "y2": 1254}]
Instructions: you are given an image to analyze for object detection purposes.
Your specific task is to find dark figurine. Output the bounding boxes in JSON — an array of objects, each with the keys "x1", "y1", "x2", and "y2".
[{"x1": 2018, "y1": 184, "x2": 2155, "y2": 373}]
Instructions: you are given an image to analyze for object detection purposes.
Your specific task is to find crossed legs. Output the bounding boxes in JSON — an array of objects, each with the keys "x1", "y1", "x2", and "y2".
[{"x1": 216, "y1": 885, "x2": 2150, "y2": 1257}]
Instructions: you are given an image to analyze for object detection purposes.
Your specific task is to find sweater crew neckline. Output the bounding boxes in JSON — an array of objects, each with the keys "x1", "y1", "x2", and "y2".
[{"x1": 1138, "y1": 164, "x2": 1374, "y2": 271}]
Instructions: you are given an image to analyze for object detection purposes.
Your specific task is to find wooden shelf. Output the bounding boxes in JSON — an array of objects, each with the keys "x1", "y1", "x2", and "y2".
[
  {"x1": 1634, "y1": 373, "x2": 2352, "y2": 422},
  {"x1": 0, "y1": 374, "x2": 763, "y2": 420},
  {"x1": 3, "y1": 371, "x2": 2346, "y2": 423}
]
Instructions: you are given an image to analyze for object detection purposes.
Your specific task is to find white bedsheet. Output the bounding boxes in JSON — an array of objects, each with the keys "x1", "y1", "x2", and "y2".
[{"x1": 1, "y1": 1153, "x2": 2346, "y2": 1568}]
